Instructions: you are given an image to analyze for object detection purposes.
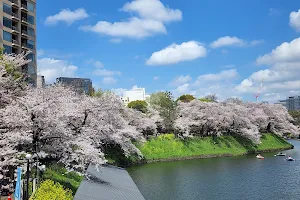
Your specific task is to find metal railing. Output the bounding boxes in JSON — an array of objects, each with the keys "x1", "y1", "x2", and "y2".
[
  {"x1": 22, "y1": 17, "x2": 28, "y2": 22},
  {"x1": 21, "y1": 4, "x2": 27, "y2": 9},
  {"x1": 12, "y1": 26, "x2": 19, "y2": 31},
  {"x1": 12, "y1": 13, "x2": 19, "y2": 18},
  {"x1": 12, "y1": 39, "x2": 19, "y2": 44},
  {"x1": 22, "y1": 30, "x2": 28, "y2": 35}
]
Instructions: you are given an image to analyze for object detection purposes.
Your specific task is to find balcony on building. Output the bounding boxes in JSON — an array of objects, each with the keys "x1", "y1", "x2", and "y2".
[
  {"x1": 11, "y1": 0, "x2": 19, "y2": 7},
  {"x1": 21, "y1": 26, "x2": 28, "y2": 37},
  {"x1": 12, "y1": 7, "x2": 19, "y2": 20},
  {"x1": 12, "y1": 34, "x2": 20, "y2": 47},
  {"x1": 12, "y1": 47, "x2": 19, "y2": 55},
  {"x1": 12, "y1": 22, "x2": 20, "y2": 33},
  {"x1": 21, "y1": 12, "x2": 28, "y2": 24},
  {"x1": 21, "y1": 1, "x2": 28, "y2": 12}
]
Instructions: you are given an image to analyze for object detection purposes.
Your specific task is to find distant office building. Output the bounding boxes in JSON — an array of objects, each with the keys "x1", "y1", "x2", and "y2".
[
  {"x1": 36, "y1": 75, "x2": 45, "y2": 88},
  {"x1": 0, "y1": 0, "x2": 37, "y2": 85},
  {"x1": 56, "y1": 77, "x2": 93, "y2": 95},
  {"x1": 276, "y1": 96, "x2": 300, "y2": 111},
  {"x1": 115, "y1": 86, "x2": 149, "y2": 105}
]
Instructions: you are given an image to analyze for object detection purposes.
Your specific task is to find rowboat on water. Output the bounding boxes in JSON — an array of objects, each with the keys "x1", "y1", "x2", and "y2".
[{"x1": 256, "y1": 154, "x2": 264, "y2": 159}]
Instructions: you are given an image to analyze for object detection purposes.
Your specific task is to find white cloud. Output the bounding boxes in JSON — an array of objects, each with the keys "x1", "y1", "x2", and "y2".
[
  {"x1": 37, "y1": 58, "x2": 78, "y2": 84},
  {"x1": 109, "y1": 38, "x2": 122, "y2": 44},
  {"x1": 169, "y1": 75, "x2": 191, "y2": 86},
  {"x1": 102, "y1": 77, "x2": 117, "y2": 85},
  {"x1": 250, "y1": 40, "x2": 264, "y2": 46},
  {"x1": 80, "y1": 0, "x2": 181, "y2": 39},
  {"x1": 86, "y1": 59, "x2": 104, "y2": 68},
  {"x1": 236, "y1": 37, "x2": 300, "y2": 101},
  {"x1": 146, "y1": 41, "x2": 207, "y2": 65},
  {"x1": 37, "y1": 49, "x2": 45, "y2": 58},
  {"x1": 210, "y1": 36, "x2": 246, "y2": 48},
  {"x1": 210, "y1": 36, "x2": 263, "y2": 48},
  {"x1": 45, "y1": 8, "x2": 89, "y2": 25},
  {"x1": 81, "y1": 17, "x2": 166, "y2": 39},
  {"x1": 290, "y1": 9, "x2": 300, "y2": 32},
  {"x1": 256, "y1": 37, "x2": 300, "y2": 65},
  {"x1": 153, "y1": 76, "x2": 160, "y2": 80},
  {"x1": 194, "y1": 69, "x2": 238, "y2": 85},
  {"x1": 122, "y1": 0, "x2": 182, "y2": 22},
  {"x1": 173, "y1": 83, "x2": 195, "y2": 96},
  {"x1": 269, "y1": 8, "x2": 281, "y2": 16},
  {"x1": 169, "y1": 69, "x2": 239, "y2": 100},
  {"x1": 93, "y1": 69, "x2": 121, "y2": 76}
]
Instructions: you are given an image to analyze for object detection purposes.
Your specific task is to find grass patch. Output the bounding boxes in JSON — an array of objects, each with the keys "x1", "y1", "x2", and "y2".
[
  {"x1": 41, "y1": 165, "x2": 83, "y2": 195},
  {"x1": 136, "y1": 133, "x2": 292, "y2": 161}
]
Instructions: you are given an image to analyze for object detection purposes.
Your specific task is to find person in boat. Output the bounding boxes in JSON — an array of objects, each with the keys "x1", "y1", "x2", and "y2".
[
  {"x1": 288, "y1": 156, "x2": 292, "y2": 159},
  {"x1": 257, "y1": 154, "x2": 261, "y2": 157}
]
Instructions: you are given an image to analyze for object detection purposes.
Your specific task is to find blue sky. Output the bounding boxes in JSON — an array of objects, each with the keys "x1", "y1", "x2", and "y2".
[{"x1": 37, "y1": 0, "x2": 300, "y2": 102}]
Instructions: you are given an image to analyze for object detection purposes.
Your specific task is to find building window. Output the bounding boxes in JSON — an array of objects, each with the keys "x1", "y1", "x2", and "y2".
[
  {"x1": 27, "y1": 27, "x2": 35, "y2": 37},
  {"x1": 27, "y1": 52, "x2": 35, "y2": 62},
  {"x1": 27, "y1": 65, "x2": 35, "y2": 74},
  {"x1": 3, "y1": 31, "x2": 12, "y2": 42},
  {"x1": 27, "y1": 1, "x2": 35, "y2": 12},
  {"x1": 27, "y1": 40, "x2": 35, "y2": 49},
  {"x1": 3, "y1": 17, "x2": 12, "y2": 28},
  {"x1": 3, "y1": 3, "x2": 12, "y2": 15},
  {"x1": 27, "y1": 14, "x2": 34, "y2": 25},
  {"x1": 3, "y1": 45, "x2": 12, "y2": 54}
]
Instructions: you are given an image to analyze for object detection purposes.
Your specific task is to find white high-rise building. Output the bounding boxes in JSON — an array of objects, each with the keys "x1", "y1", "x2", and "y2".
[
  {"x1": 124, "y1": 87, "x2": 146, "y2": 102},
  {"x1": 116, "y1": 86, "x2": 148, "y2": 105}
]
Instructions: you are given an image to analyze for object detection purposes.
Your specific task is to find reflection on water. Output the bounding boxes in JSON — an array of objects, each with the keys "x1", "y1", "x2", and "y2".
[{"x1": 127, "y1": 140, "x2": 300, "y2": 200}]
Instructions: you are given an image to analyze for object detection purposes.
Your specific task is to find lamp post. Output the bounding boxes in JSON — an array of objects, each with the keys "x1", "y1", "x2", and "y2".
[{"x1": 25, "y1": 154, "x2": 31, "y2": 200}]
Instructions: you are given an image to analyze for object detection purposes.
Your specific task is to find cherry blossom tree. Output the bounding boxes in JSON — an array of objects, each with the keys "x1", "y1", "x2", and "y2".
[{"x1": 175, "y1": 100, "x2": 299, "y2": 143}]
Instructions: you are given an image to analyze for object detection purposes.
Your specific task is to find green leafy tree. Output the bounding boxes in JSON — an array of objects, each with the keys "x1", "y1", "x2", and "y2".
[
  {"x1": 128, "y1": 100, "x2": 148, "y2": 113},
  {"x1": 289, "y1": 110, "x2": 300, "y2": 125},
  {"x1": 92, "y1": 88, "x2": 104, "y2": 97},
  {"x1": 176, "y1": 94, "x2": 195, "y2": 103},
  {"x1": 199, "y1": 94, "x2": 217, "y2": 102},
  {"x1": 149, "y1": 91, "x2": 176, "y2": 133}
]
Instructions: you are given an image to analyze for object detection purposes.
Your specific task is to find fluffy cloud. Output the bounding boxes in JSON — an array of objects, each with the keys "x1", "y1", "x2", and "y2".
[
  {"x1": 256, "y1": 37, "x2": 300, "y2": 65},
  {"x1": 93, "y1": 69, "x2": 121, "y2": 76},
  {"x1": 290, "y1": 9, "x2": 300, "y2": 32},
  {"x1": 210, "y1": 36, "x2": 246, "y2": 48},
  {"x1": 170, "y1": 69, "x2": 239, "y2": 100},
  {"x1": 250, "y1": 40, "x2": 264, "y2": 46},
  {"x1": 169, "y1": 75, "x2": 191, "y2": 86},
  {"x1": 195, "y1": 69, "x2": 238, "y2": 83},
  {"x1": 210, "y1": 36, "x2": 264, "y2": 48},
  {"x1": 146, "y1": 41, "x2": 207, "y2": 65},
  {"x1": 81, "y1": 18, "x2": 166, "y2": 38},
  {"x1": 80, "y1": 0, "x2": 181, "y2": 39},
  {"x1": 236, "y1": 37, "x2": 300, "y2": 101},
  {"x1": 37, "y1": 58, "x2": 78, "y2": 84},
  {"x1": 102, "y1": 77, "x2": 117, "y2": 85},
  {"x1": 86, "y1": 59, "x2": 104, "y2": 68},
  {"x1": 122, "y1": 0, "x2": 182, "y2": 22},
  {"x1": 45, "y1": 8, "x2": 89, "y2": 25}
]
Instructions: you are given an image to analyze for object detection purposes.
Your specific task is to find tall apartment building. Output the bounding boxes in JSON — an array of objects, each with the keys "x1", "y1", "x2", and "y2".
[
  {"x1": 276, "y1": 96, "x2": 300, "y2": 111},
  {"x1": 56, "y1": 77, "x2": 93, "y2": 95},
  {"x1": 0, "y1": 0, "x2": 37, "y2": 85}
]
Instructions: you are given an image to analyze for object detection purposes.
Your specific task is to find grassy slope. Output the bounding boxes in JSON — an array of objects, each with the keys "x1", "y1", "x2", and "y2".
[
  {"x1": 42, "y1": 165, "x2": 83, "y2": 195},
  {"x1": 136, "y1": 133, "x2": 292, "y2": 161}
]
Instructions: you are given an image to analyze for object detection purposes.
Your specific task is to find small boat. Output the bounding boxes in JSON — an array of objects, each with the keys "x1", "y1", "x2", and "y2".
[
  {"x1": 275, "y1": 152, "x2": 286, "y2": 156},
  {"x1": 256, "y1": 155, "x2": 264, "y2": 159},
  {"x1": 286, "y1": 157, "x2": 295, "y2": 161}
]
